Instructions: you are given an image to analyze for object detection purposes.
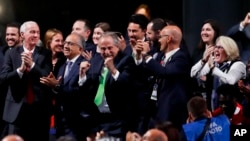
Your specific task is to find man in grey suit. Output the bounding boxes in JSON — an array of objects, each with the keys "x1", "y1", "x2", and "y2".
[{"x1": 0, "y1": 21, "x2": 52, "y2": 141}]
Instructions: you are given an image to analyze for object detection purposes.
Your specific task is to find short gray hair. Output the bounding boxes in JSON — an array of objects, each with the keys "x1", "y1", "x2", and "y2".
[{"x1": 20, "y1": 21, "x2": 38, "y2": 33}]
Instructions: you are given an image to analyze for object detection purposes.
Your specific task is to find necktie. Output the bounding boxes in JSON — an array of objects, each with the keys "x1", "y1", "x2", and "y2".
[
  {"x1": 160, "y1": 55, "x2": 165, "y2": 66},
  {"x1": 94, "y1": 67, "x2": 109, "y2": 106},
  {"x1": 26, "y1": 51, "x2": 35, "y2": 104},
  {"x1": 64, "y1": 61, "x2": 73, "y2": 79}
]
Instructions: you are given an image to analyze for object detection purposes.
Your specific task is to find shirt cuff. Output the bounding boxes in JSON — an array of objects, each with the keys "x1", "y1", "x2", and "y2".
[
  {"x1": 78, "y1": 75, "x2": 87, "y2": 86},
  {"x1": 112, "y1": 70, "x2": 120, "y2": 81},
  {"x1": 239, "y1": 22, "x2": 244, "y2": 31},
  {"x1": 145, "y1": 56, "x2": 153, "y2": 63},
  {"x1": 16, "y1": 68, "x2": 23, "y2": 78}
]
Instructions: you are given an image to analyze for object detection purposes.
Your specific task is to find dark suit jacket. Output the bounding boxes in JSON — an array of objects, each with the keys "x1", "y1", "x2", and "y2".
[
  {"x1": 56, "y1": 55, "x2": 86, "y2": 124},
  {"x1": 80, "y1": 52, "x2": 135, "y2": 117},
  {"x1": 143, "y1": 49, "x2": 192, "y2": 129},
  {"x1": 227, "y1": 23, "x2": 250, "y2": 63},
  {"x1": 0, "y1": 46, "x2": 52, "y2": 123}
]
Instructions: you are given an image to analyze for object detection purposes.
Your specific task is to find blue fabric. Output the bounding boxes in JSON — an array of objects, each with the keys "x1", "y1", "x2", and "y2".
[{"x1": 182, "y1": 114, "x2": 230, "y2": 141}]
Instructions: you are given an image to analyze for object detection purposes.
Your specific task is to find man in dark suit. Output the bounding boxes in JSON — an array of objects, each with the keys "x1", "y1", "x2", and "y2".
[
  {"x1": 0, "y1": 22, "x2": 22, "y2": 135},
  {"x1": 40, "y1": 32, "x2": 88, "y2": 141},
  {"x1": 227, "y1": 12, "x2": 250, "y2": 64},
  {"x1": 0, "y1": 21, "x2": 52, "y2": 141},
  {"x1": 135, "y1": 25, "x2": 192, "y2": 130},
  {"x1": 72, "y1": 19, "x2": 96, "y2": 55},
  {"x1": 79, "y1": 32, "x2": 135, "y2": 140}
]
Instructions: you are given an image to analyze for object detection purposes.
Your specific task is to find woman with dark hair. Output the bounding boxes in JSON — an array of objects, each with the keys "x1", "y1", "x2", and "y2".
[{"x1": 190, "y1": 19, "x2": 221, "y2": 110}]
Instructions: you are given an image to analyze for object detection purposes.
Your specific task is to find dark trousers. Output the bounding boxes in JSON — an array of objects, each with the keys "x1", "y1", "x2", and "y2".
[
  {"x1": 95, "y1": 113, "x2": 127, "y2": 141},
  {"x1": 4, "y1": 103, "x2": 50, "y2": 141}
]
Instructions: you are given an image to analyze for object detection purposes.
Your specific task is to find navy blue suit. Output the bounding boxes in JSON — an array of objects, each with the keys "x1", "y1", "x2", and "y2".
[
  {"x1": 56, "y1": 55, "x2": 88, "y2": 140},
  {"x1": 143, "y1": 49, "x2": 193, "y2": 130}
]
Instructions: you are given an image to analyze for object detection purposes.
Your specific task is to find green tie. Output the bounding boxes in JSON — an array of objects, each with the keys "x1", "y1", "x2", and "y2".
[{"x1": 94, "y1": 67, "x2": 109, "y2": 106}]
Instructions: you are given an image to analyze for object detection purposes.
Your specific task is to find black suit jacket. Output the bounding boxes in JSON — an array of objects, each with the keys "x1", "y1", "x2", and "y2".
[
  {"x1": 0, "y1": 46, "x2": 52, "y2": 123},
  {"x1": 80, "y1": 52, "x2": 135, "y2": 117},
  {"x1": 144, "y1": 49, "x2": 192, "y2": 129}
]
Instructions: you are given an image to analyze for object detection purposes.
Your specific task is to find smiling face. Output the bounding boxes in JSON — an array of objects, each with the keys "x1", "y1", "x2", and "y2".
[
  {"x1": 50, "y1": 33, "x2": 64, "y2": 54},
  {"x1": 21, "y1": 22, "x2": 40, "y2": 48},
  {"x1": 201, "y1": 23, "x2": 215, "y2": 45},
  {"x1": 92, "y1": 27, "x2": 104, "y2": 45},
  {"x1": 63, "y1": 34, "x2": 82, "y2": 60},
  {"x1": 5, "y1": 27, "x2": 21, "y2": 47}
]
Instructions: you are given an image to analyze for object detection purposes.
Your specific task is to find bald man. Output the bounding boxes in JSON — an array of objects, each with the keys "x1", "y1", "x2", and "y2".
[
  {"x1": 142, "y1": 129, "x2": 168, "y2": 141},
  {"x1": 136, "y1": 25, "x2": 193, "y2": 130},
  {"x1": 2, "y1": 135, "x2": 24, "y2": 141}
]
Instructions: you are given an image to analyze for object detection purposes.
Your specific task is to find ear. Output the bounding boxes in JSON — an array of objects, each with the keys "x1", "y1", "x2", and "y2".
[
  {"x1": 86, "y1": 29, "x2": 91, "y2": 36},
  {"x1": 186, "y1": 112, "x2": 194, "y2": 123},
  {"x1": 20, "y1": 32, "x2": 24, "y2": 38}
]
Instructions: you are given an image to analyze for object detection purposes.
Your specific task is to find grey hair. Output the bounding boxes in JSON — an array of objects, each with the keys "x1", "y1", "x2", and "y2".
[
  {"x1": 20, "y1": 21, "x2": 38, "y2": 33},
  {"x1": 100, "y1": 31, "x2": 121, "y2": 49},
  {"x1": 216, "y1": 35, "x2": 240, "y2": 61},
  {"x1": 71, "y1": 32, "x2": 85, "y2": 50}
]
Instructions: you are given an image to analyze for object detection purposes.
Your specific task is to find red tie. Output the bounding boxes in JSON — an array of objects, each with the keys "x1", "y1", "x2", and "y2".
[{"x1": 26, "y1": 51, "x2": 35, "y2": 104}]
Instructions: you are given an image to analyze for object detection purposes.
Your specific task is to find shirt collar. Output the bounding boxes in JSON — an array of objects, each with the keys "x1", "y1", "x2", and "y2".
[{"x1": 66, "y1": 55, "x2": 80, "y2": 64}]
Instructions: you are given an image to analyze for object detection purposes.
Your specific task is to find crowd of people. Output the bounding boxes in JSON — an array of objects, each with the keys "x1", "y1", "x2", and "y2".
[{"x1": 0, "y1": 3, "x2": 250, "y2": 141}]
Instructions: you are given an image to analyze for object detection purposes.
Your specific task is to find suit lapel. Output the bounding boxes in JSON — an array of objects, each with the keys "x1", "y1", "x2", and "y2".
[
  {"x1": 32, "y1": 46, "x2": 40, "y2": 63},
  {"x1": 16, "y1": 47, "x2": 24, "y2": 67},
  {"x1": 63, "y1": 56, "x2": 83, "y2": 84}
]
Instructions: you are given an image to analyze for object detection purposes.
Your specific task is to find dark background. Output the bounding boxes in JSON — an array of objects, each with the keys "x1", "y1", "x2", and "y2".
[{"x1": 0, "y1": 0, "x2": 250, "y2": 55}]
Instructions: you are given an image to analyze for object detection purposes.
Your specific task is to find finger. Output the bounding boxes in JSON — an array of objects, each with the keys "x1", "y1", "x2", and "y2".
[
  {"x1": 48, "y1": 72, "x2": 54, "y2": 77},
  {"x1": 58, "y1": 76, "x2": 62, "y2": 83}
]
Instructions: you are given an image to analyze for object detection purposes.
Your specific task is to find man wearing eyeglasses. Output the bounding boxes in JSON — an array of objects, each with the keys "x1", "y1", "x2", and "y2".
[
  {"x1": 135, "y1": 25, "x2": 193, "y2": 131},
  {"x1": 40, "y1": 32, "x2": 89, "y2": 141}
]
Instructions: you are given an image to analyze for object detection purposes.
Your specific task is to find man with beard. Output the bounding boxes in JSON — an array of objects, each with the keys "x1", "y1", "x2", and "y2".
[
  {"x1": 2, "y1": 22, "x2": 22, "y2": 53},
  {"x1": 0, "y1": 22, "x2": 22, "y2": 135}
]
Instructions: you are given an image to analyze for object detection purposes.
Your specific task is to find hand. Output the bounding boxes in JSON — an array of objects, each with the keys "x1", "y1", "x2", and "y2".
[
  {"x1": 142, "y1": 41, "x2": 150, "y2": 55},
  {"x1": 104, "y1": 57, "x2": 116, "y2": 75},
  {"x1": 134, "y1": 41, "x2": 144, "y2": 60},
  {"x1": 202, "y1": 45, "x2": 214, "y2": 62},
  {"x1": 241, "y1": 12, "x2": 250, "y2": 27},
  {"x1": 118, "y1": 35, "x2": 126, "y2": 52},
  {"x1": 129, "y1": 38, "x2": 137, "y2": 49},
  {"x1": 95, "y1": 130, "x2": 105, "y2": 140},
  {"x1": 186, "y1": 113, "x2": 193, "y2": 124},
  {"x1": 79, "y1": 61, "x2": 91, "y2": 78},
  {"x1": 126, "y1": 131, "x2": 142, "y2": 141},
  {"x1": 208, "y1": 55, "x2": 215, "y2": 69},
  {"x1": 18, "y1": 59, "x2": 27, "y2": 73},
  {"x1": 82, "y1": 50, "x2": 92, "y2": 61},
  {"x1": 21, "y1": 52, "x2": 33, "y2": 68},
  {"x1": 40, "y1": 72, "x2": 62, "y2": 87}
]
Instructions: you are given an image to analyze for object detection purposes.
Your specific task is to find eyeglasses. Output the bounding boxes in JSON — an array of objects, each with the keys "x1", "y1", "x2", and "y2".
[
  {"x1": 63, "y1": 41, "x2": 81, "y2": 47},
  {"x1": 214, "y1": 45, "x2": 224, "y2": 49},
  {"x1": 159, "y1": 35, "x2": 169, "y2": 38}
]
